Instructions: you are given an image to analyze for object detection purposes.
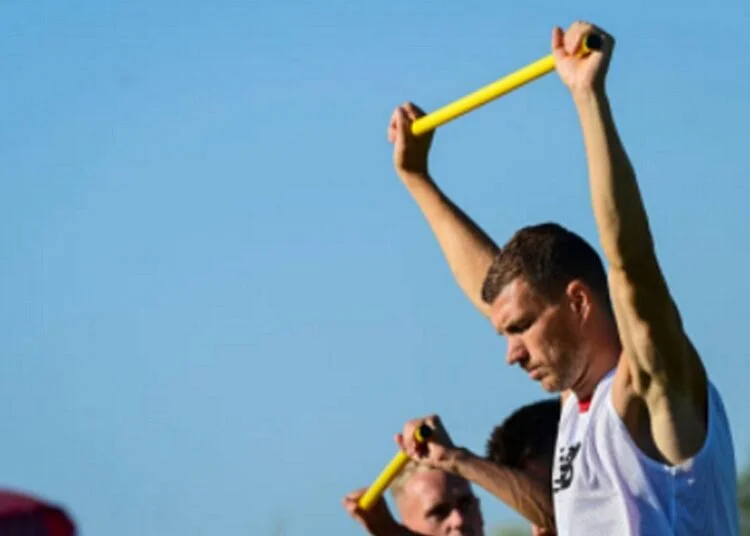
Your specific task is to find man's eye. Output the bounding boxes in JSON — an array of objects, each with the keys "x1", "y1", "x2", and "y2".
[
  {"x1": 429, "y1": 506, "x2": 451, "y2": 520},
  {"x1": 508, "y1": 319, "x2": 532, "y2": 334}
]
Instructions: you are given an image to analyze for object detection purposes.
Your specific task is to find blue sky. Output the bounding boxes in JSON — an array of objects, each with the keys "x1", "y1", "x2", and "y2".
[{"x1": 1, "y1": 1, "x2": 748, "y2": 534}]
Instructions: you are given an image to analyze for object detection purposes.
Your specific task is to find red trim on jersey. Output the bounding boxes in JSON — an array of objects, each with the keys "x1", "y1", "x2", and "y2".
[{"x1": 578, "y1": 396, "x2": 592, "y2": 413}]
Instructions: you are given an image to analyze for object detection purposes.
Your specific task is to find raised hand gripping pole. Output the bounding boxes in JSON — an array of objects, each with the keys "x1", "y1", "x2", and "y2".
[
  {"x1": 357, "y1": 424, "x2": 433, "y2": 510},
  {"x1": 410, "y1": 33, "x2": 603, "y2": 136}
]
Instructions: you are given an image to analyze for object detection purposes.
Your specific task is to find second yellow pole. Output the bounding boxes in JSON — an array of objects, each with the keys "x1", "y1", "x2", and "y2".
[{"x1": 357, "y1": 424, "x2": 433, "y2": 510}]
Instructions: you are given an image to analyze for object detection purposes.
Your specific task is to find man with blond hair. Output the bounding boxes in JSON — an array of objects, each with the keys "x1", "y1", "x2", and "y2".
[
  {"x1": 344, "y1": 399, "x2": 561, "y2": 535},
  {"x1": 345, "y1": 461, "x2": 485, "y2": 536}
]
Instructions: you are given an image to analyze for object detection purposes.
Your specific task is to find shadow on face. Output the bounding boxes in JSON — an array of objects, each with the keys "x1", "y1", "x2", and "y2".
[
  {"x1": 395, "y1": 469, "x2": 484, "y2": 536},
  {"x1": 489, "y1": 277, "x2": 586, "y2": 392}
]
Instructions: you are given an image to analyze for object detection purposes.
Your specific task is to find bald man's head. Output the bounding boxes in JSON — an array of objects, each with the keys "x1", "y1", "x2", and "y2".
[{"x1": 390, "y1": 463, "x2": 484, "y2": 536}]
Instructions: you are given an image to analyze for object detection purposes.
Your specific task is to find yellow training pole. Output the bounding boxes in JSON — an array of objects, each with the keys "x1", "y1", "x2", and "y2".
[
  {"x1": 411, "y1": 34, "x2": 602, "y2": 136},
  {"x1": 357, "y1": 424, "x2": 433, "y2": 510}
]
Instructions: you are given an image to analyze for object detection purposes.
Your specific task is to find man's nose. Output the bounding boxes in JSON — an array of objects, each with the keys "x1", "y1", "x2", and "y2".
[
  {"x1": 505, "y1": 336, "x2": 528, "y2": 366},
  {"x1": 445, "y1": 506, "x2": 466, "y2": 532}
]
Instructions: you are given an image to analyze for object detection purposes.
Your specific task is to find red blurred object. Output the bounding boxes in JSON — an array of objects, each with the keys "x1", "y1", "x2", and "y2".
[{"x1": 0, "y1": 489, "x2": 76, "y2": 535}]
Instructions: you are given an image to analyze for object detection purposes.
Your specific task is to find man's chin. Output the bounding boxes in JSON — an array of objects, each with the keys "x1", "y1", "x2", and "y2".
[{"x1": 539, "y1": 376, "x2": 561, "y2": 393}]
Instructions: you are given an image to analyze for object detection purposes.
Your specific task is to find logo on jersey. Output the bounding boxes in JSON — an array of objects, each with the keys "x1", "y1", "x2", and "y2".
[{"x1": 553, "y1": 442, "x2": 581, "y2": 493}]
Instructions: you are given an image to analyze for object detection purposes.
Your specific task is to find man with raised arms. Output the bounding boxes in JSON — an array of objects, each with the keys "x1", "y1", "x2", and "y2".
[{"x1": 389, "y1": 21, "x2": 739, "y2": 536}]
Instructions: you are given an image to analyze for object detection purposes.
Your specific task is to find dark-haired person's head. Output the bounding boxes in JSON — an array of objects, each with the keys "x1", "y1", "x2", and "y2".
[
  {"x1": 481, "y1": 223, "x2": 618, "y2": 393},
  {"x1": 486, "y1": 398, "x2": 561, "y2": 482},
  {"x1": 486, "y1": 399, "x2": 561, "y2": 536}
]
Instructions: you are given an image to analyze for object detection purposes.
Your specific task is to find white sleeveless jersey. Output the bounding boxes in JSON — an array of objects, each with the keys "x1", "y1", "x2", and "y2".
[{"x1": 552, "y1": 370, "x2": 739, "y2": 535}]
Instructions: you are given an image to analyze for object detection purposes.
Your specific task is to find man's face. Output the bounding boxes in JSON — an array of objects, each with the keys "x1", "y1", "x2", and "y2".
[
  {"x1": 396, "y1": 470, "x2": 484, "y2": 536},
  {"x1": 489, "y1": 277, "x2": 585, "y2": 392}
]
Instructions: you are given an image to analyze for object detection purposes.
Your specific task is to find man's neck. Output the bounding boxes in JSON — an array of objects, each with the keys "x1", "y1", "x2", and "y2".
[{"x1": 572, "y1": 321, "x2": 622, "y2": 401}]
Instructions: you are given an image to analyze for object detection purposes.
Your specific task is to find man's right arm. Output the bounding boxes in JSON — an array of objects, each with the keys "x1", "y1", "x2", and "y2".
[
  {"x1": 402, "y1": 173, "x2": 499, "y2": 317},
  {"x1": 450, "y1": 448, "x2": 556, "y2": 530},
  {"x1": 398, "y1": 416, "x2": 556, "y2": 531},
  {"x1": 389, "y1": 103, "x2": 499, "y2": 318}
]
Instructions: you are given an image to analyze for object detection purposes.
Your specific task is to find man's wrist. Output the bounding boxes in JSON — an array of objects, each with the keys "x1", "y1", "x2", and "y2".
[
  {"x1": 571, "y1": 86, "x2": 608, "y2": 111},
  {"x1": 444, "y1": 446, "x2": 475, "y2": 476},
  {"x1": 399, "y1": 172, "x2": 441, "y2": 204},
  {"x1": 399, "y1": 170, "x2": 432, "y2": 185}
]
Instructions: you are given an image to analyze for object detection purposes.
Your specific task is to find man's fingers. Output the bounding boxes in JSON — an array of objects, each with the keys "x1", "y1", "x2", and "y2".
[
  {"x1": 426, "y1": 414, "x2": 453, "y2": 444},
  {"x1": 403, "y1": 101, "x2": 425, "y2": 120},
  {"x1": 396, "y1": 107, "x2": 411, "y2": 137},
  {"x1": 388, "y1": 105, "x2": 412, "y2": 144},
  {"x1": 347, "y1": 507, "x2": 365, "y2": 524},
  {"x1": 551, "y1": 26, "x2": 566, "y2": 60},
  {"x1": 402, "y1": 437, "x2": 417, "y2": 458},
  {"x1": 343, "y1": 497, "x2": 358, "y2": 516},
  {"x1": 345, "y1": 488, "x2": 367, "y2": 501},
  {"x1": 343, "y1": 496, "x2": 367, "y2": 525},
  {"x1": 387, "y1": 109, "x2": 399, "y2": 143},
  {"x1": 403, "y1": 435, "x2": 422, "y2": 459},
  {"x1": 570, "y1": 20, "x2": 609, "y2": 56},
  {"x1": 564, "y1": 21, "x2": 589, "y2": 55},
  {"x1": 591, "y1": 26, "x2": 614, "y2": 55},
  {"x1": 396, "y1": 415, "x2": 451, "y2": 463},
  {"x1": 554, "y1": 21, "x2": 612, "y2": 64}
]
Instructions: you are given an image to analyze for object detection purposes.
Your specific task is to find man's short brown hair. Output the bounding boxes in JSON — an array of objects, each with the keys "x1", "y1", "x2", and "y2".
[{"x1": 480, "y1": 222, "x2": 609, "y2": 306}]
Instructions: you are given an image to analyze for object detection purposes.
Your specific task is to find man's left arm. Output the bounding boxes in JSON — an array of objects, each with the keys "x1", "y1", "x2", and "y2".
[{"x1": 555, "y1": 22, "x2": 707, "y2": 464}]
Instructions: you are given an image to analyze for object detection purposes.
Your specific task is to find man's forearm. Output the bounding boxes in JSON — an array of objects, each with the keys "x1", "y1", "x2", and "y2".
[
  {"x1": 573, "y1": 90, "x2": 656, "y2": 271},
  {"x1": 450, "y1": 448, "x2": 555, "y2": 530},
  {"x1": 402, "y1": 173, "x2": 499, "y2": 317}
]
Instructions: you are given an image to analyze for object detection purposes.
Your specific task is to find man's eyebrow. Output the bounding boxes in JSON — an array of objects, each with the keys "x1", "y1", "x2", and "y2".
[
  {"x1": 497, "y1": 319, "x2": 517, "y2": 335},
  {"x1": 425, "y1": 492, "x2": 476, "y2": 517},
  {"x1": 504, "y1": 314, "x2": 535, "y2": 335}
]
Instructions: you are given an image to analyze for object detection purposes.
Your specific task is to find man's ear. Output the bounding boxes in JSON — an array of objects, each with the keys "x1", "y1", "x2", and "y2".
[{"x1": 565, "y1": 280, "x2": 593, "y2": 323}]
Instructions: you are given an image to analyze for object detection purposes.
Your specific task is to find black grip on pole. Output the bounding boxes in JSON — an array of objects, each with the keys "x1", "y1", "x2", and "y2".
[
  {"x1": 584, "y1": 33, "x2": 604, "y2": 51},
  {"x1": 416, "y1": 424, "x2": 433, "y2": 442}
]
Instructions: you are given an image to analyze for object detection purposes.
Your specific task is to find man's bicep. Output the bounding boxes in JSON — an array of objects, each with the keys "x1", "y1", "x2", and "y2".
[
  {"x1": 608, "y1": 267, "x2": 704, "y2": 397},
  {"x1": 609, "y1": 266, "x2": 710, "y2": 465}
]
